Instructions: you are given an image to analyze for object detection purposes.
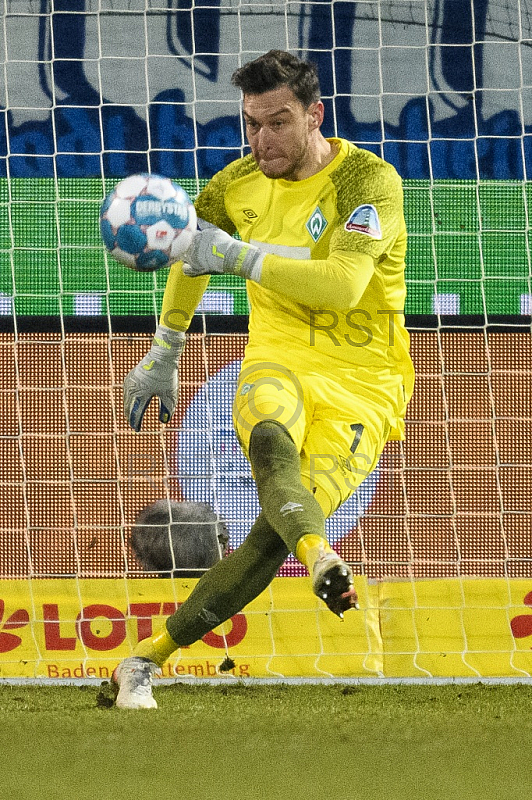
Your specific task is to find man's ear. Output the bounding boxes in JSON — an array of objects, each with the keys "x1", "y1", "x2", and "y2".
[{"x1": 308, "y1": 101, "x2": 324, "y2": 131}]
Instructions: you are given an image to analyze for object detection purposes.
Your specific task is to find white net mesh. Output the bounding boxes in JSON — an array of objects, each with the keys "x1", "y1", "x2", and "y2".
[{"x1": 0, "y1": 1, "x2": 531, "y2": 681}]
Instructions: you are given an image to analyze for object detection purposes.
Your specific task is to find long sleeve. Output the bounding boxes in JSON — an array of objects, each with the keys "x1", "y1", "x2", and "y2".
[
  {"x1": 259, "y1": 249, "x2": 375, "y2": 310},
  {"x1": 159, "y1": 262, "x2": 211, "y2": 331}
]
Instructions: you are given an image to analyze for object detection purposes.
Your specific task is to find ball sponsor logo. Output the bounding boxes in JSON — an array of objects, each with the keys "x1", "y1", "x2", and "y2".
[{"x1": 136, "y1": 199, "x2": 187, "y2": 217}]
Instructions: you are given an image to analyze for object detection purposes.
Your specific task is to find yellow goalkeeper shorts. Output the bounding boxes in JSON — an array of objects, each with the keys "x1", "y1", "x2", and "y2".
[{"x1": 232, "y1": 363, "x2": 391, "y2": 518}]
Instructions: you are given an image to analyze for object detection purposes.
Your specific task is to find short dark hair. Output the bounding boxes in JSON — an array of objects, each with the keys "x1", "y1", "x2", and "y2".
[
  {"x1": 130, "y1": 500, "x2": 229, "y2": 578},
  {"x1": 231, "y1": 49, "x2": 320, "y2": 108}
]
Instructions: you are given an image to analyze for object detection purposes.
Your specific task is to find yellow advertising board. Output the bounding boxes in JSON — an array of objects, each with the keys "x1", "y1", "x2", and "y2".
[
  {"x1": 378, "y1": 578, "x2": 532, "y2": 678},
  {"x1": 0, "y1": 577, "x2": 531, "y2": 680}
]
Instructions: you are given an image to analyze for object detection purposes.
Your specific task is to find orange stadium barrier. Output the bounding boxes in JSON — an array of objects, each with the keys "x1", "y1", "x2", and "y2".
[{"x1": 0, "y1": 329, "x2": 531, "y2": 679}]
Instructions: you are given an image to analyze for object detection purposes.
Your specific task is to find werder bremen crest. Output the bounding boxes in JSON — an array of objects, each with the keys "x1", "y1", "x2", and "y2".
[{"x1": 305, "y1": 206, "x2": 328, "y2": 242}]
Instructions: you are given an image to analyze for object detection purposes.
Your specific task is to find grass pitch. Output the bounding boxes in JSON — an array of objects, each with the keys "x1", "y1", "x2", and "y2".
[{"x1": 1, "y1": 682, "x2": 531, "y2": 800}]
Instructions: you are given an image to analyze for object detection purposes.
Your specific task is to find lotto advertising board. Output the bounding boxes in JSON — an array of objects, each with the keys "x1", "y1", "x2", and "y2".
[{"x1": 1, "y1": 577, "x2": 532, "y2": 681}]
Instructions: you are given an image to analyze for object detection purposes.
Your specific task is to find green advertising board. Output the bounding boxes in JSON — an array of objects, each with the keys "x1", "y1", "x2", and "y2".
[{"x1": 0, "y1": 178, "x2": 530, "y2": 318}]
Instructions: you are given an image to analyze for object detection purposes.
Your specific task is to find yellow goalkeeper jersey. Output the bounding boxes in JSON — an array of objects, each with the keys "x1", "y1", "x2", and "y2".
[{"x1": 189, "y1": 137, "x2": 414, "y2": 440}]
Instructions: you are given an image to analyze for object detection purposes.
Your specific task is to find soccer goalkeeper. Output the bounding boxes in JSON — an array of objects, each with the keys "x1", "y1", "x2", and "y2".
[{"x1": 114, "y1": 49, "x2": 415, "y2": 708}]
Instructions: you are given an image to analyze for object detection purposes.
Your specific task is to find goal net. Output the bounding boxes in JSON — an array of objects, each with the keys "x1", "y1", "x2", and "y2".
[{"x1": 0, "y1": 0, "x2": 531, "y2": 682}]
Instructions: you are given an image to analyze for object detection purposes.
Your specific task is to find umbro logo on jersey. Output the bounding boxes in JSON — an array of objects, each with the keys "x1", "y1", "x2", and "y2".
[
  {"x1": 306, "y1": 206, "x2": 328, "y2": 242},
  {"x1": 345, "y1": 204, "x2": 382, "y2": 239},
  {"x1": 243, "y1": 208, "x2": 258, "y2": 219}
]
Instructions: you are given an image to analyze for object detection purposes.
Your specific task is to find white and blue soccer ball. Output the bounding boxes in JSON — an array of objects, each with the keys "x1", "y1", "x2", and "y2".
[{"x1": 100, "y1": 173, "x2": 197, "y2": 271}]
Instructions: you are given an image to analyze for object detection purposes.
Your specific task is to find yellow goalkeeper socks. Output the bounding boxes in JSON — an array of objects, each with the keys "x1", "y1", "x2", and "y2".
[
  {"x1": 133, "y1": 626, "x2": 178, "y2": 668},
  {"x1": 296, "y1": 534, "x2": 333, "y2": 572}
]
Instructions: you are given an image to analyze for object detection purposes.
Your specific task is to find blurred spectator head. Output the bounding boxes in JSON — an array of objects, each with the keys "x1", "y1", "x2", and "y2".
[{"x1": 131, "y1": 500, "x2": 229, "y2": 578}]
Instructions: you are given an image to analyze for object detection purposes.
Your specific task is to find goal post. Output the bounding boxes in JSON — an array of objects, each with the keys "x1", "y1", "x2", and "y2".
[{"x1": 0, "y1": 1, "x2": 531, "y2": 682}]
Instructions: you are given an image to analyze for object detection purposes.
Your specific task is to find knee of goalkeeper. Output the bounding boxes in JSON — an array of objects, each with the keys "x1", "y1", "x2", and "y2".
[{"x1": 130, "y1": 500, "x2": 229, "y2": 578}]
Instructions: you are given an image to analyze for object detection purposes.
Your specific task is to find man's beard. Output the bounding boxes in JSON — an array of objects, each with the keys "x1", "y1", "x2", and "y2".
[{"x1": 255, "y1": 139, "x2": 309, "y2": 181}]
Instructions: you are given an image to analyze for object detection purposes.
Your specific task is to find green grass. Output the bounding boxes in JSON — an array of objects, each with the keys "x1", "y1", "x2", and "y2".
[{"x1": 1, "y1": 682, "x2": 531, "y2": 800}]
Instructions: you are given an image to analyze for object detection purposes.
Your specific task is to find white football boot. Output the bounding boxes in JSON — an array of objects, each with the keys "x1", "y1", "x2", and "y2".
[
  {"x1": 112, "y1": 656, "x2": 160, "y2": 709},
  {"x1": 312, "y1": 550, "x2": 359, "y2": 618}
]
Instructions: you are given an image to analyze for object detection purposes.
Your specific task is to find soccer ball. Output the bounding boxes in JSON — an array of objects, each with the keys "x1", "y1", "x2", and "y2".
[{"x1": 100, "y1": 173, "x2": 197, "y2": 271}]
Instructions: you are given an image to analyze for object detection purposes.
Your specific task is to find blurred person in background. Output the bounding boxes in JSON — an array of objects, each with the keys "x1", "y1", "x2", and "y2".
[{"x1": 130, "y1": 500, "x2": 229, "y2": 578}]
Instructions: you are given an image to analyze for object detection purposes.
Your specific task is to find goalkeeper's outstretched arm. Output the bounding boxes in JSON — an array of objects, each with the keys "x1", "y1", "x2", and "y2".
[
  {"x1": 123, "y1": 261, "x2": 210, "y2": 431},
  {"x1": 182, "y1": 222, "x2": 376, "y2": 312},
  {"x1": 160, "y1": 261, "x2": 211, "y2": 332}
]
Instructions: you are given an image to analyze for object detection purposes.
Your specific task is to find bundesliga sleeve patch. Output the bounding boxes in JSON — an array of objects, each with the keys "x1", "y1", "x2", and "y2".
[{"x1": 344, "y1": 204, "x2": 382, "y2": 239}]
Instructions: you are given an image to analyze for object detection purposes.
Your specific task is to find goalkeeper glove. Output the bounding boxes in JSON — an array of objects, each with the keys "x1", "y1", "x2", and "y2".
[
  {"x1": 123, "y1": 324, "x2": 185, "y2": 432},
  {"x1": 182, "y1": 219, "x2": 264, "y2": 282}
]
